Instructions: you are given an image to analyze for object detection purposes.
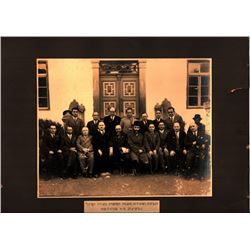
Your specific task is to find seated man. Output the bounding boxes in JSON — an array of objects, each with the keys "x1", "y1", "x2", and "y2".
[
  {"x1": 92, "y1": 121, "x2": 111, "y2": 177},
  {"x1": 127, "y1": 121, "x2": 150, "y2": 175},
  {"x1": 144, "y1": 123, "x2": 160, "y2": 173},
  {"x1": 109, "y1": 125, "x2": 130, "y2": 175},
  {"x1": 42, "y1": 124, "x2": 64, "y2": 180},
  {"x1": 167, "y1": 122, "x2": 187, "y2": 175},
  {"x1": 139, "y1": 113, "x2": 153, "y2": 135},
  {"x1": 158, "y1": 121, "x2": 170, "y2": 173},
  {"x1": 184, "y1": 123, "x2": 209, "y2": 180},
  {"x1": 61, "y1": 126, "x2": 78, "y2": 179},
  {"x1": 77, "y1": 127, "x2": 94, "y2": 178}
]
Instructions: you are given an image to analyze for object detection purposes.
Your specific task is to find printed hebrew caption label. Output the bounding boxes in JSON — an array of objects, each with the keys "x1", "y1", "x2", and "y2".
[{"x1": 84, "y1": 200, "x2": 160, "y2": 213}]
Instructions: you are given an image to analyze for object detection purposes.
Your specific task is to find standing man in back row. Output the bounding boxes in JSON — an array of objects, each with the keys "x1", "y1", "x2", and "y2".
[
  {"x1": 65, "y1": 107, "x2": 84, "y2": 137},
  {"x1": 103, "y1": 107, "x2": 121, "y2": 136},
  {"x1": 165, "y1": 106, "x2": 185, "y2": 132}
]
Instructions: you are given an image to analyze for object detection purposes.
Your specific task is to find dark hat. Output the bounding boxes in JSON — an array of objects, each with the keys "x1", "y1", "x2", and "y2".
[
  {"x1": 63, "y1": 110, "x2": 72, "y2": 116},
  {"x1": 133, "y1": 121, "x2": 141, "y2": 127},
  {"x1": 193, "y1": 114, "x2": 202, "y2": 120}
]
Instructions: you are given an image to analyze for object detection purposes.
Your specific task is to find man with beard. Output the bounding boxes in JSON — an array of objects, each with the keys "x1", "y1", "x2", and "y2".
[{"x1": 127, "y1": 121, "x2": 150, "y2": 175}]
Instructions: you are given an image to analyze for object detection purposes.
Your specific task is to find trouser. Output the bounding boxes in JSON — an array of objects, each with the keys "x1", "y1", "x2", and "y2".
[
  {"x1": 110, "y1": 153, "x2": 130, "y2": 174},
  {"x1": 147, "y1": 151, "x2": 159, "y2": 173},
  {"x1": 169, "y1": 150, "x2": 184, "y2": 173},
  {"x1": 94, "y1": 152, "x2": 110, "y2": 174},
  {"x1": 78, "y1": 152, "x2": 94, "y2": 175},
  {"x1": 45, "y1": 152, "x2": 64, "y2": 177},
  {"x1": 62, "y1": 150, "x2": 78, "y2": 177},
  {"x1": 130, "y1": 151, "x2": 150, "y2": 174},
  {"x1": 158, "y1": 147, "x2": 170, "y2": 172},
  {"x1": 185, "y1": 150, "x2": 198, "y2": 177}
]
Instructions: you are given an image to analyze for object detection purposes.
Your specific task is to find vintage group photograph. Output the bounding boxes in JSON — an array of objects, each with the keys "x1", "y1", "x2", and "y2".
[{"x1": 37, "y1": 58, "x2": 212, "y2": 197}]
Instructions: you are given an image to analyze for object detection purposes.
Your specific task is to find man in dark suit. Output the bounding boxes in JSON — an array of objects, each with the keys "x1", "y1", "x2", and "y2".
[
  {"x1": 42, "y1": 124, "x2": 64, "y2": 180},
  {"x1": 87, "y1": 111, "x2": 100, "y2": 136},
  {"x1": 167, "y1": 122, "x2": 187, "y2": 175},
  {"x1": 127, "y1": 121, "x2": 150, "y2": 175},
  {"x1": 65, "y1": 107, "x2": 84, "y2": 137},
  {"x1": 92, "y1": 121, "x2": 111, "y2": 177},
  {"x1": 61, "y1": 126, "x2": 78, "y2": 179},
  {"x1": 103, "y1": 107, "x2": 121, "y2": 135},
  {"x1": 158, "y1": 121, "x2": 170, "y2": 173},
  {"x1": 144, "y1": 123, "x2": 160, "y2": 173},
  {"x1": 187, "y1": 114, "x2": 206, "y2": 134},
  {"x1": 153, "y1": 110, "x2": 165, "y2": 131},
  {"x1": 165, "y1": 107, "x2": 185, "y2": 132},
  {"x1": 109, "y1": 125, "x2": 130, "y2": 175},
  {"x1": 184, "y1": 123, "x2": 209, "y2": 180},
  {"x1": 139, "y1": 113, "x2": 153, "y2": 135}
]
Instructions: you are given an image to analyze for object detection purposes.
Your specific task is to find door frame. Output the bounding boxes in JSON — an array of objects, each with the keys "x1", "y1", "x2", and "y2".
[{"x1": 91, "y1": 59, "x2": 146, "y2": 119}]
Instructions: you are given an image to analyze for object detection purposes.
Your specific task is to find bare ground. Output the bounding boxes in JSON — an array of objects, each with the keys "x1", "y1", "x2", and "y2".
[{"x1": 39, "y1": 174, "x2": 212, "y2": 197}]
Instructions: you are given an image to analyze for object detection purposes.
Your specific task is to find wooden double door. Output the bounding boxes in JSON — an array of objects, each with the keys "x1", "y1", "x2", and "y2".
[{"x1": 100, "y1": 74, "x2": 139, "y2": 118}]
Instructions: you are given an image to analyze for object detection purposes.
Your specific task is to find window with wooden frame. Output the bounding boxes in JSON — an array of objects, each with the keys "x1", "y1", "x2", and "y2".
[
  {"x1": 37, "y1": 60, "x2": 50, "y2": 109},
  {"x1": 187, "y1": 60, "x2": 210, "y2": 108}
]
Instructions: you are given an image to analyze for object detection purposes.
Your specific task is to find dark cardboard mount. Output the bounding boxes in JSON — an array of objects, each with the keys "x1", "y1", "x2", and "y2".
[{"x1": 1, "y1": 37, "x2": 249, "y2": 212}]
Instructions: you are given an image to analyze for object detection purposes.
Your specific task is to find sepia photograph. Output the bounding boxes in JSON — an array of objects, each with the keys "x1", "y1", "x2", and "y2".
[{"x1": 37, "y1": 58, "x2": 212, "y2": 198}]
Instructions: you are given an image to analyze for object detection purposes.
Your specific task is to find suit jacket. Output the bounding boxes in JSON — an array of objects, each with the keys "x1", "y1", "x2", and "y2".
[
  {"x1": 139, "y1": 120, "x2": 153, "y2": 134},
  {"x1": 158, "y1": 129, "x2": 169, "y2": 148},
  {"x1": 165, "y1": 113, "x2": 185, "y2": 131},
  {"x1": 103, "y1": 115, "x2": 121, "y2": 135},
  {"x1": 76, "y1": 135, "x2": 93, "y2": 153},
  {"x1": 187, "y1": 122, "x2": 206, "y2": 134},
  {"x1": 61, "y1": 133, "x2": 77, "y2": 153},
  {"x1": 120, "y1": 116, "x2": 136, "y2": 134},
  {"x1": 65, "y1": 116, "x2": 84, "y2": 136},
  {"x1": 153, "y1": 118, "x2": 165, "y2": 131},
  {"x1": 110, "y1": 132, "x2": 128, "y2": 157},
  {"x1": 42, "y1": 133, "x2": 62, "y2": 155},
  {"x1": 185, "y1": 131, "x2": 209, "y2": 153},
  {"x1": 167, "y1": 130, "x2": 186, "y2": 152},
  {"x1": 92, "y1": 131, "x2": 110, "y2": 155},
  {"x1": 87, "y1": 120, "x2": 100, "y2": 136},
  {"x1": 144, "y1": 131, "x2": 160, "y2": 152},
  {"x1": 127, "y1": 132, "x2": 145, "y2": 155}
]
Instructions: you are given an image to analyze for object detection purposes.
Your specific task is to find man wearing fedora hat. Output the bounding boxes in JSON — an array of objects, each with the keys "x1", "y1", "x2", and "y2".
[{"x1": 188, "y1": 114, "x2": 205, "y2": 134}]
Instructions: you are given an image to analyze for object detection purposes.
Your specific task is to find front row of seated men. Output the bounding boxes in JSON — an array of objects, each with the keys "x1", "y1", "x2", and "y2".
[{"x1": 41, "y1": 119, "x2": 210, "y2": 181}]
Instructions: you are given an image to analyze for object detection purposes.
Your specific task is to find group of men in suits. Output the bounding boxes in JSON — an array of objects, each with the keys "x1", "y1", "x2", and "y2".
[{"x1": 41, "y1": 106, "x2": 210, "y2": 180}]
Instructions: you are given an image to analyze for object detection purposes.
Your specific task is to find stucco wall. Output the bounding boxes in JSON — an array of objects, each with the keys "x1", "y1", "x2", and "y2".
[{"x1": 38, "y1": 59, "x2": 209, "y2": 132}]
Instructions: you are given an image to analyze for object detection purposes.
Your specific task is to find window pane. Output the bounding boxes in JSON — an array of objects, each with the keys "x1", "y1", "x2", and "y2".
[
  {"x1": 201, "y1": 86, "x2": 209, "y2": 96},
  {"x1": 201, "y1": 76, "x2": 209, "y2": 86},
  {"x1": 38, "y1": 68, "x2": 47, "y2": 74},
  {"x1": 38, "y1": 77, "x2": 47, "y2": 87},
  {"x1": 201, "y1": 96, "x2": 209, "y2": 105},
  {"x1": 39, "y1": 98, "x2": 48, "y2": 107},
  {"x1": 188, "y1": 97, "x2": 198, "y2": 106},
  {"x1": 39, "y1": 87, "x2": 47, "y2": 97},
  {"x1": 189, "y1": 76, "x2": 198, "y2": 86},
  {"x1": 200, "y1": 63, "x2": 209, "y2": 73},
  {"x1": 189, "y1": 86, "x2": 198, "y2": 95}
]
